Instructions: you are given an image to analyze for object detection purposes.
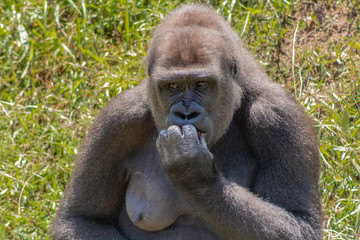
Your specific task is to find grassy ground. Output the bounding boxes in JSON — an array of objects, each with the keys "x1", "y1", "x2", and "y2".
[{"x1": 0, "y1": 0, "x2": 359, "y2": 239}]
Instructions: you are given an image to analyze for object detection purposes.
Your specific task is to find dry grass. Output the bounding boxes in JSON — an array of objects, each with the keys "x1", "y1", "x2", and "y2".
[{"x1": 0, "y1": 0, "x2": 359, "y2": 239}]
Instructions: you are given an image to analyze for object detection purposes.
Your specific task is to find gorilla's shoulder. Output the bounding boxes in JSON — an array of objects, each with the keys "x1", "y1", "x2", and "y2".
[
  {"x1": 100, "y1": 83, "x2": 151, "y2": 124},
  {"x1": 87, "y1": 83, "x2": 155, "y2": 143}
]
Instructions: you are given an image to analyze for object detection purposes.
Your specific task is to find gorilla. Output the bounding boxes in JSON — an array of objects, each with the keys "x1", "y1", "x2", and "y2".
[{"x1": 51, "y1": 4, "x2": 322, "y2": 240}]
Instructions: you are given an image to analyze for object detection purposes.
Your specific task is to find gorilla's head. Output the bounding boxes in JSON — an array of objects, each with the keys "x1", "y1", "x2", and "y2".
[{"x1": 145, "y1": 5, "x2": 244, "y2": 146}]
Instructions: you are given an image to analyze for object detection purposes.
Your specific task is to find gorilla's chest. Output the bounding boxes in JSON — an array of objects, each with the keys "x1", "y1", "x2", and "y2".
[
  {"x1": 119, "y1": 137, "x2": 255, "y2": 239},
  {"x1": 124, "y1": 147, "x2": 191, "y2": 232}
]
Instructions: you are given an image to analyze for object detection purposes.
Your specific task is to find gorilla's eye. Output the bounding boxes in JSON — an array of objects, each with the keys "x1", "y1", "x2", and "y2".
[
  {"x1": 196, "y1": 81, "x2": 208, "y2": 89},
  {"x1": 168, "y1": 82, "x2": 178, "y2": 89}
]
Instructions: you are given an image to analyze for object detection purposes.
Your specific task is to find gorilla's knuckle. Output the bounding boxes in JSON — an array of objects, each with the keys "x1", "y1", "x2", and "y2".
[
  {"x1": 159, "y1": 129, "x2": 168, "y2": 138},
  {"x1": 182, "y1": 124, "x2": 196, "y2": 132}
]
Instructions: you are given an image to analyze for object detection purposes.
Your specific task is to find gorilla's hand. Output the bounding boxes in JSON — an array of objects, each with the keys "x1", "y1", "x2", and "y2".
[{"x1": 156, "y1": 125, "x2": 218, "y2": 189}]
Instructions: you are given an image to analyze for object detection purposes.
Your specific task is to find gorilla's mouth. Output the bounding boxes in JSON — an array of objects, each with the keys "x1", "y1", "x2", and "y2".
[{"x1": 178, "y1": 124, "x2": 205, "y2": 140}]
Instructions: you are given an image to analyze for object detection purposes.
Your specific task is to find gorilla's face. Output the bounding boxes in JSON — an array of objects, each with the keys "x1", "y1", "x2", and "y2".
[
  {"x1": 146, "y1": 26, "x2": 242, "y2": 146},
  {"x1": 148, "y1": 66, "x2": 242, "y2": 146},
  {"x1": 154, "y1": 71, "x2": 217, "y2": 144}
]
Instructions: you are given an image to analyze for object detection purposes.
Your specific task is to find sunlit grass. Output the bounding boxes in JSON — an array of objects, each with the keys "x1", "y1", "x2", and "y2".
[{"x1": 0, "y1": 0, "x2": 359, "y2": 239}]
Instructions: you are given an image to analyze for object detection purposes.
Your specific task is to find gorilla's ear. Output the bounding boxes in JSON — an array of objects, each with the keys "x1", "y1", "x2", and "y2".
[
  {"x1": 148, "y1": 64, "x2": 152, "y2": 77},
  {"x1": 229, "y1": 59, "x2": 237, "y2": 78},
  {"x1": 144, "y1": 50, "x2": 155, "y2": 77},
  {"x1": 147, "y1": 58, "x2": 154, "y2": 77}
]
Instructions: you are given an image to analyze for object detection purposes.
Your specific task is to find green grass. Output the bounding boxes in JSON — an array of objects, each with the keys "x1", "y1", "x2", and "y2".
[{"x1": 0, "y1": 0, "x2": 359, "y2": 239}]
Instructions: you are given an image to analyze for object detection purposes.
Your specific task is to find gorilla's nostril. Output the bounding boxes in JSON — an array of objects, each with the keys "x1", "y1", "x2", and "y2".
[
  {"x1": 170, "y1": 102, "x2": 204, "y2": 125},
  {"x1": 174, "y1": 112, "x2": 186, "y2": 120},
  {"x1": 174, "y1": 111, "x2": 200, "y2": 120},
  {"x1": 188, "y1": 112, "x2": 200, "y2": 120}
]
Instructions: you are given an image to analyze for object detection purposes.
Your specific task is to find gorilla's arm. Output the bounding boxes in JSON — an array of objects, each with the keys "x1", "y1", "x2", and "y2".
[
  {"x1": 157, "y1": 86, "x2": 322, "y2": 240},
  {"x1": 51, "y1": 84, "x2": 153, "y2": 240}
]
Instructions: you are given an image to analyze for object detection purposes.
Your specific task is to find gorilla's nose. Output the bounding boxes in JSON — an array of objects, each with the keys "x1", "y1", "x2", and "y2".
[{"x1": 170, "y1": 102, "x2": 204, "y2": 126}]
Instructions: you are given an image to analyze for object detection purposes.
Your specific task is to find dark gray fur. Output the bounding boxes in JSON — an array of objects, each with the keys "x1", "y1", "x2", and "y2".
[{"x1": 51, "y1": 4, "x2": 322, "y2": 240}]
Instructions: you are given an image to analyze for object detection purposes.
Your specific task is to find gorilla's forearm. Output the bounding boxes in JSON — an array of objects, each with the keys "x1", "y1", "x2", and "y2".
[{"x1": 180, "y1": 177, "x2": 321, "y2": 240}]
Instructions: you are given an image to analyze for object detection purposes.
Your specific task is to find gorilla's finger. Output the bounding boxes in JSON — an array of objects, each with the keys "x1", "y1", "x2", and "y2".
[
  {"x1": 159, "y1": 129, "x2": 168, "y2": 140},
  {"x1": 182, "y1": 125, "x2": 198, "y2": 140},
  {"x1": 167, "y1": 125, "x2": 183, "y2": 140}
]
